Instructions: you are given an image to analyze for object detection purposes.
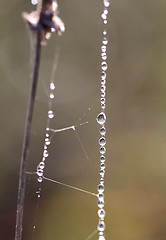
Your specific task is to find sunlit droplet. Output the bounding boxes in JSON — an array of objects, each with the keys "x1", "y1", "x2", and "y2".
[
  {"x1": 98, "y1": 221, "x2": 106, "y2": 231},
  {"x1": 31, "y1": 0, "x2": 38, "y2": 5},
  {"x1": 102, "y1": 37, "x2": 108, "y2": 45},
  {"x1": 98, "y1": 184, "x2": 104, "y2": 193},
  {"x1": 50, "y1": 93, "x2": 54, "y2": 99},
  {"x1": 101, "y1": 92, "x2": 106, "y2": 98},
  {"x1": 97, "y1": 112, "x2": 106, "y2": 125},
  {"x1": 101, "y1": 13, "x2": 107, "y2": 20},
  {"x1": 100, "y1": 169, "x2": 105, "y2": 178},
  {"x1": 101, "y1": 61, "x2": 108, "y2": 71},
  {"x1": 48, "y1": 110, "x2": 54, "y2": 119},
  {"x1": 101, "y1": 85, "x2": 106, "y2": 92},
  {"x1": 43, "y1": 150, "x2": 49, "y2": 158},
  {"x1": 101, "y1": 104, "x2": 106, "y2": 110},
  {"x1": 37, "y1": 169, "x2": 43, "y2": 177},
  {"x1": 98, "y1": 193, "x2": 104, "y2": 201},
  {"x1": 98, "y1": 200, "x2": 104, "y2": 208},
  {"x1": 104, "y1": 0, "x2": 110, "y2": 7},
  {"x1": 103, "y1": 30, "x2": 107, "y2": 35},
  {"x1": 100, "y1": 127, "x2": 106, "y2": 135},
  {"x1": 38, "y1": 177, "x2": 43, "y2": 183},
  {"x1": 38, "y1": 162, "x2": 45, "y2": 170},
  {"x1": 101, "y1": 52, "x2": 107, "y2": 60},
  {"x1": 50, "y1": 83, "x2": 55, "y2": 90},
  {"x1": 99, "y1": 235, "x2": 105, "y2": 240},
  {"x1": 101, "y1": 45, "x2": 106, "y2": 53},
  {"x1": 100, "y1": 98, "x2": 105, "y2": 105},
  {"x1": 100, "y1": 163, "x2": 106, "y2": 170},
  {"x1": 100, "y1": 147, "x2": 106, "y2": 154},
  {"x1": 45, "y1": 138, "x2": 51, "y2": 145},
  {"x1": 98, "y1": 209, "x2": 106, "y2": 219},
  {"x1": 99, "y1": 137, "x2": 106, "y2": 146}
]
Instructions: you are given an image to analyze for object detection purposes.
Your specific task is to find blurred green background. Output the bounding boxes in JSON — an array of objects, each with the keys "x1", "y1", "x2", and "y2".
[{"x1": 0, "y1": 0, "x2": 166, "y2": 239}]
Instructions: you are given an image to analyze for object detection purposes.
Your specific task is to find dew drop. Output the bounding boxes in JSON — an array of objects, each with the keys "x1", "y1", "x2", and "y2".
[
  {"x1": 50, "y1": 93, "x2": 54, "y2": 99},
  {"x1": 99, "y1": 137, "x2": 106, "y2": 146},
  {"x1": 104, "y1": 20, "x2": 107, "y2": 24},
  {"x1": 104, "y1": 9, "x2": 108, "y2": 15},
  {"x1": 100, "y1": 177, "x2": 104, "y2": 184},
  {"x1": 100, "y1": 98, "x2": 105, "y2": 105},
  {"x1": 98, "y1": 209, "x2": 106, "y2": 219},
  {"x1": 101, "y1": 91, "x2": 106, "y2": 98},
  {"x1": 31, "y1": 0, "x2": 38, "y2": 5},
  {"x1": 101, "y1": 52, "x2": 107, "y2": 60},
  {"x1": 98, "y1": 221, "x2": 105, "y2": 232},
  {"x1": 98, "y1": 200, "x2": 104, "y2": 208},
  {"x1": 97, "y1": 112, "x2": 106, "y2": 125},
  {"x1": 101, "y1": 61, "x2": 108, "y2": 71},
  {"x1": 100, "y1": 169, "x2": 105, "y2": 178},
  {"x1": 101, "y1": 13, "x2": 107, "y2": 20},
  {"x1": 101, "y1": 104, "x2": 106, "y2": 110},
  {"x1": 101, "y1": 45, "x2": 106, "y2": 53},
  {"x1": 99, "y1": 235, "x2": 105, "y2": 240},
  {"x1": 38, "y1": 162, "x2": 45, "y2": 170},
  {"x1": 43, "y1": 150, "x2": 49, "y2": 158},
  {"x1": 45, "y1": 138, "x2": 51, "y2": 145},
  {"x1": 104, "y1": 0, "x2": 110, "y2": 7},
  {"x1": 101, "y1": 78, "x2": 106, "y2": 85},
  {"x1": 100, "y1": 127, "x2": 106, "y2": 135},
  {"x1": 50, "y1": 83, "x2": 55, "y2": 90},
  {"x1": 37, "y1": 169, "x2": 43, "y2": 177},
  {"x1": 98, "y1": 193, "x2": 104, "y2": 201},
  {"x1": 45, "y1": 32, "x2": 51, "y2": 40},
  {"x1": 101, "y1": 71, "x2": 106, "y2": 79},
  {"x1": 48, "y1": 110, "x2": 54, "y2": 119},
  {"x1": 100, "y1": 163, "x2": 106, "y2": 170},
  {"x1": 103, "y1": 30, "x2": 107, "y2": 35},
  {"x1": 100, "y1": 147, "x2": 106, "y2": 154},
  {"x1": 98, "y1": 184, "x2": 104, "y2": 193},
  {"x1": 101, "y1": 85, "x2": 106, "y2": 92},
  {"x1": 38, "y1": 177, "x2": 43, "y2": 183},
  {"x1": 102, "y1": 37, "x2": 108, "y2": 45}
]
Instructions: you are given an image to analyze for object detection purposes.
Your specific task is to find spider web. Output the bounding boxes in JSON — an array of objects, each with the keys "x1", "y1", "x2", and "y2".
[{"x1": 21, "y1": 1, "x2": 110, "y2": 240}]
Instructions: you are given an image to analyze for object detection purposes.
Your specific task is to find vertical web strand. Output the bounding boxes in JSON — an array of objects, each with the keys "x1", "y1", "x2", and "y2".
[{"x1": 96, "y1": 1, "x2": 110, "y2": 240}]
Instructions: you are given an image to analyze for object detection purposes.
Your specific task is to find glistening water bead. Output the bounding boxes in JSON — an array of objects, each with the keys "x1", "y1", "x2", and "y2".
[{"x1": 97, "y1": 0, "x2": 109, "y2": 239}]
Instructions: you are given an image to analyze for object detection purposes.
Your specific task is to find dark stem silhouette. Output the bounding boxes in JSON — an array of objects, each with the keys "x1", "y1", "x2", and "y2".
[{"x1": 15, "y1": 30, "x2": 42, "y2": 240}]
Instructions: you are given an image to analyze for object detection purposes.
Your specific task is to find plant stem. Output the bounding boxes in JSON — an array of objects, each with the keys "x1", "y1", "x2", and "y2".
[{"x1": 15, "y1": 30, "x2": 42, "y2": 240}]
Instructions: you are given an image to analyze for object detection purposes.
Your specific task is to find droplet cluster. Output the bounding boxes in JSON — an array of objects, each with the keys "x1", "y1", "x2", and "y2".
[
  {"x1": 36, "y1": 81, "x2": 56, "y2": 184},
  {"x1": 96, "y1": 0, "x2": 109, "y2": 239}
]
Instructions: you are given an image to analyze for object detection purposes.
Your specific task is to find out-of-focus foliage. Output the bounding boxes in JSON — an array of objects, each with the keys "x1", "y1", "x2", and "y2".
[{"x1": 0, "y1": 0, "x2": 166, "y2": 239}]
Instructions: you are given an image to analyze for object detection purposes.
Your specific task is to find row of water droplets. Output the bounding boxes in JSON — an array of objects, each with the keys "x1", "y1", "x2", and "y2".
[
  {"x1": 96, "y1": 0, "x2": 110, "y2": 239},
  {"x1": 36, "y1": 81, "x2": 56, "y2": 184}
]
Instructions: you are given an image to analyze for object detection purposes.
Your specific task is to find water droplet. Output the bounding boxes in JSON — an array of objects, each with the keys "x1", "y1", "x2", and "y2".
[
  {"x1": 99, "y1": 137, "x2": 106, "y2": 146},
  {"x1": 45, "y1": 138, "x2": 51, "y2": 145},
  {"x1": 98, "y1": 184, "x2": 104, "y2": 193},
  {"x1": 100, "y1": 127, "x2": 106, "y2": 135},
  {"x1": 104, "y1": 20, "x2": 107, "y2": 24},
  {"x1": 98, "y1": 200, "x2": 104, "y2": 208},
  {"x1": 100, "y1": 98, "x2": 105, "y2": 105},
  {"x1": 38, "y1": 162, "x2": 45, "y2": 170},
  {"x1": 101, "y1": 104, "x2": 106, "y2": 110},
  {"x1": 101, "y1": 85, "x2": 106, "y2": 92},
  {"x1": 101, "y1": 78, "x2": 106, "y2": 85},
  {"x1": 43, "y1": 150, "x2": 49, "y2": 158},
  {"x1": 99, "y1": 235, "x2": 105, "y2": 240},
  {"x1": 100, "y1": 177, "x2": 104, "y2": 184},
  {"x1": 97, "y1": 112, "x2": 106, "y2": 125},
  {"x1": 104, "y1": 9, "x2": 108, "y2": 15},
  {"x1": 38, "y1": 177, "x2": 43, "y2": 183},
  {"x1": 101, "y1": 52, "x2": 107, "y2": 60},
  {"x1": 98, "y1": 193, "x2": 104, "y2": 201},
  {"x1": 100, "y1": 156, "x2": 105, "y2": 163},
  {"x1": 100, "y1": 163, "x2": 106, "y2": 170},
  {"x1": 50, "y1": 93, "x2": 54, "y2": 99},
  {"x1": 48, "y1": 110, "x2": 54, "y2": 119},
  {"x1": 103, "y1": 30, "x2": 107, "y2": 35},
  {"x1": 37, "y1": 169, "x2": 43, "y2": 177},
  {"x1": 101, "y1": 61, "x2": 108, "y2": 71},
  {"x1": 104, "y1": 0, "x2": 110, "y2": 7},
  {"x1": 100, "y1": 147, "x2": 106, "y2": 154},
  {"x1": 98, "y1": 221, "x2": 105, "y2": 231},
  {"x1": 101, "y1": 13, "x2": 107, "y2": 20},
  {"x1": 101, "y1": 91, "x2": 106, "y2": 98},
  {"x1": 101, "y1": 45, "x2": 106, "y2": 53},
  {"x1": 101, "y1": 71, "x2": 106, "y2": 80},
  {"x1": 44, "y1": 145, "x2": 47, "y2": 150},
  {"x1": 100, "y1": 169, "x2": 105, "y2": 178},
  {"x1": 45, "y1": 32, "x2": 51, "y2": 40},
  {"x1": 102, "y1": 37, "x2": 108, "y2": 45},
  {"x1": 31, "y1": 0, "x2": 38, "y2": 5},
  {"x1": 46, "y1": 133, "x2": 49, "y2": 137},
  {"x1": 98, "y1": 209, "x2": 106, "y2": 219},
  {"x1": 50, "y1": 83, "x2": 55, "y2": 90}
]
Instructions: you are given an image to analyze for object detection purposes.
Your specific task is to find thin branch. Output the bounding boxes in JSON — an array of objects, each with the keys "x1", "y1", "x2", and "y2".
[{"x1": 15, "y1": 30, "x2": 42, "y2": 240}]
